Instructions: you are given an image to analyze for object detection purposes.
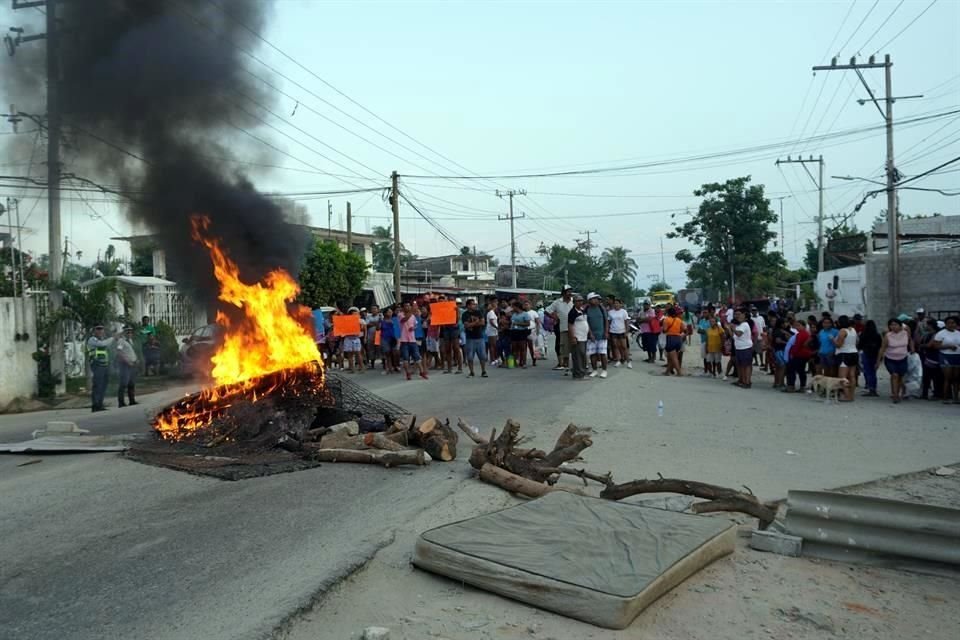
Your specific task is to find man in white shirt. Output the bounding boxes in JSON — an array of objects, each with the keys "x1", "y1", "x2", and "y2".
[
  {"x1": 485, "y1": 300, "x2": 499, "y2": 365},
  {"x1": 607, "y1": 298, "x2": 632, "y2": 369},
  {"x1": 567, "y1": 294, "x2": 589, "y2": 380},
  {"x1": 750, "y1": 306, "x2": 766, "y2": 368},
  {"x1": 545, "y1": 286, "x2": 575, "y2": 371},
  {"x1": 731, "y1": 309, "x2": 754, "y2": 388}
]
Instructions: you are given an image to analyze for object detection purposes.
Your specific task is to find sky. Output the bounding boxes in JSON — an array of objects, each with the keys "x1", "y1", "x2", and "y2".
[{"x1": 1, "y1": 0, "x2": 959, "y2": 290}]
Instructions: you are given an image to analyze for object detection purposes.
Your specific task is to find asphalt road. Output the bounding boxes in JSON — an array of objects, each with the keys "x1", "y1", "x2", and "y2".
[{"x1": 2, "y1": 355, "x2": 958, "y2": 640}]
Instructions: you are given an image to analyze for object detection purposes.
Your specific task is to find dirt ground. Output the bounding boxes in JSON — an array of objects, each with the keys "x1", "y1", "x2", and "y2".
[{"x1": 279, "y1": 464, "x2": 960, "y2": 640}]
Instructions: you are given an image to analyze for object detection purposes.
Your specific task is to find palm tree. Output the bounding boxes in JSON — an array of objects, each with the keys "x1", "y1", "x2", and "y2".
[
  {"x1": 601, "y1": 246, "x2": 637, "y2": 283},
  {"x1": 371, "y1": 225, "x2": 413, "y2": 272}
]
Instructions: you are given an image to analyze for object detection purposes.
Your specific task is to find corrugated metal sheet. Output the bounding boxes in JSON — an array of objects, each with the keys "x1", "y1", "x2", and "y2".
[
  {"x1": 784, "y1": 490, "x2": 960, "y2": 565},
  {"x1": 0, "y1": 435, "x2": 135, "y2": 453}
]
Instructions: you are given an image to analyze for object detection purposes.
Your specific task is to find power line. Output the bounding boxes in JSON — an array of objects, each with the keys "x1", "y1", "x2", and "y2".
[
  {"x1": 871, "y1": 0, "x2": 939, "y2": 54},
  {"x1": 837, "y1": 0, "x2": 879, "y2": 54},
  {"x1": 202, "y1": 0, "x2": 506, "y2": 194},
  {"x1": 399, "y1": 108, "x2": 960, "y2": 180},
  {"x1": 856, "y1": 0, "x2": 904, "y2": 53}
]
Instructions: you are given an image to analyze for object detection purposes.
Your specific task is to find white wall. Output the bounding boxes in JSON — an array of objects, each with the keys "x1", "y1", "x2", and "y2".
[
  {"x1": 816, "y1": 265, "x2": 866, "y2": 317},
  {"x1": 0, "y1": 298, "x2": 38, "y2": 406}
]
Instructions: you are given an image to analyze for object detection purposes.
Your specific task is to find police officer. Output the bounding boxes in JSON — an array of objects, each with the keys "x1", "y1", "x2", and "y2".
[{"x1": 87, "y1": 324, "x2": 115, "y2": 412}]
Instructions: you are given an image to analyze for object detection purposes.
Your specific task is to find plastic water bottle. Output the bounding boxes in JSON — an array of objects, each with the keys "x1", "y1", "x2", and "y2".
[{"x1": 657, "y1": 400, "x2": 664, "y2": 417}]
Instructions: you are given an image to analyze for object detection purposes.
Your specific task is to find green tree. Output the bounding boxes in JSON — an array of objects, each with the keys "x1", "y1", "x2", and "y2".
[
  {"x1": 600, "y1": 246, "x2": 637, "y2": 283},
  {"x1": 371, "y1": 225, "x2": 412, "y2": 272},
  {"x1": 669, "y1": 176, "x2": 784, "y2": 300},
  {"x1": 298, "y1": 239, "x2": 369, "y2": 309},
  {"x1": 648, "y1": 280, "x2": 672, "y2": 293},
  {"x1": 803, "y1": 225, "x2": 866, "y2": 272}
]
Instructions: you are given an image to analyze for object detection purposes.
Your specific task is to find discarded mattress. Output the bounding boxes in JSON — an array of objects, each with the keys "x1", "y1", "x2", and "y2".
[{"x1": 413, "y1": 491, "x2": 735, "y2": 629}]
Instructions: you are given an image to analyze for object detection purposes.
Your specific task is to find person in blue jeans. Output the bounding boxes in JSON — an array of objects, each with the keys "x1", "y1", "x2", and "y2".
[{"x1": 817, "y1": 316, "x2": 839, "y2": 377}]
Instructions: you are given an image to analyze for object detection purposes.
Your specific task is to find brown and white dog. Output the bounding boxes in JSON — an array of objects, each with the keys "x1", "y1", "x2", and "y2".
[{"x1": 812, "y1": 375, "x2": 850, "y2": 403}]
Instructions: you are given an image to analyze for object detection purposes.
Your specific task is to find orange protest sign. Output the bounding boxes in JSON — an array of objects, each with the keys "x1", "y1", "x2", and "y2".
[
  {"x1": 332, "y1": 314, "x2": 362, "y2": 337},
  {"x1": 374, "y1": 330, "x2": 381, "y2": 346},
  {"x1": 430, "y1": 301, "x2": 457, "y2": 326}
]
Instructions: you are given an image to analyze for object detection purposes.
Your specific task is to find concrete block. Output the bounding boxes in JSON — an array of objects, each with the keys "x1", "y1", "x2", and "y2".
[
  {"x1": 45, "y1": 421, "x2": 85, "y2": 433},
  {"x1": 361, "y1": 627, "x2": 390, "y2": 640},
  {"x1": 750, "y1": 528, "x2": 802, "y2": 557},
  {"x1": 32, "y1": 421, "x2": 89, "y2": 439}
]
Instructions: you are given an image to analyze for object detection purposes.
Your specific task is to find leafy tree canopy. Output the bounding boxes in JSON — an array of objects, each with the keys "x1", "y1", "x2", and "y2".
[
  {"x1": 298, "y1": 239, "x2": 369, "y2": 309},
  {"x1": 669, "y1": 176, "x2": 785, "y2": 300}
]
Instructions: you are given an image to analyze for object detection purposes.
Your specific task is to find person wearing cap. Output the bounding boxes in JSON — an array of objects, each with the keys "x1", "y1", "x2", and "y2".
[
  {"x1": 545, "y1": 286, "x2": 575, "y2": 372},
  {"x1": 115, "y1": 325, "x2": 139, "y2": 407},
  {"x1": 585, "y1": 292, "x2": 609, "y2": 378},
  {"x1": 86, "y1": 323, "x2": 117, "y2": 412},
  {"x1": 567, "y1": 294, "x2": 589, "y2": 380}
]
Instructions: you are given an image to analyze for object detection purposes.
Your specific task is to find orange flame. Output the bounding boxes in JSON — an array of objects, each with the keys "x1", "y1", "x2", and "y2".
[{"x1": 154, "y1": 215, "x2": 323, "y2": 440}]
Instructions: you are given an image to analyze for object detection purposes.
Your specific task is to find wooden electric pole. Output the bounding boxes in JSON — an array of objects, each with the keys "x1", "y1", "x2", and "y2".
[
  {"x1": 391, "y1": 171, "x2": 401, "y2": 303},
  {"x1": 345, "y1": 201, "x2": 352, "y2": 251},
  {"x1": 812, "y1": 54, "x2": 916, "y2": 317},
  {"x1": 496, "y1": 189, "x2": 526, "y2": 288}
]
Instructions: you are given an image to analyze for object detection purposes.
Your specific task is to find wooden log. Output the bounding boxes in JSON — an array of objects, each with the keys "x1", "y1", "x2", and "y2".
[
  {"x1": 414, "y1": 417, "x2": 459, "y2": 462},
  {"x1": 457, "y1": 417, "x2": 488, "y2": 445},
  {"x1": 363, "y1": 432, "x2": 405, "y2": 451},
  {"x1": 479, "y1": 464, "x2": 587, "y2": 498},
  {"x1": 318, "y1": 431, "x2": 366, "y2": 450},
  {"x1": 309, "y1": 448, "x2": 426, "y2": 467},
  {"x1": 386, "y1": 414, "x2": 416, "y2": 435},
  {"x1": 600, "y1": 477, "x2": 776, "y2": 529}
]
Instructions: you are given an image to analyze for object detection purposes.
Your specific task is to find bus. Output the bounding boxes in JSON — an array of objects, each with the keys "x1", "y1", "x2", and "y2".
[{"x1": 650, "y1": 291, "x2": 676, "y2": 307}]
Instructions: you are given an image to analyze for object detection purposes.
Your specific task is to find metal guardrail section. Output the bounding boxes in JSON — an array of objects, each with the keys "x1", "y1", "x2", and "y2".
[{"x1": 784, "y1": 490, "x2": 960, "y2": 565}]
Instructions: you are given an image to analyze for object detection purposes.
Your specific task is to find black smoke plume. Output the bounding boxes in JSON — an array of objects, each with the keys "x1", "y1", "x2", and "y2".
[{"x1": 2, "y1": 0, "x2": 308, "y2": 299}]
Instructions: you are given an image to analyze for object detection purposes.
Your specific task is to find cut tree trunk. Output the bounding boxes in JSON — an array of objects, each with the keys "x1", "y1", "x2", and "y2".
[
  {"x1": 468, "y1": 419, "x2": 585, "y2": 483},
  {"x1": 414, "y1": 417, "x2": 459, "y2": 462},
  {"x1": 308, "y1": 448, "x2": 427, "y2": 467}
]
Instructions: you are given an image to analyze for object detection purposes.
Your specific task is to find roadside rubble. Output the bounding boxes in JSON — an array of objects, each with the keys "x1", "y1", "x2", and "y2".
[{"x1": 280, "y1": 463, "x2": 960, "y2": 640}]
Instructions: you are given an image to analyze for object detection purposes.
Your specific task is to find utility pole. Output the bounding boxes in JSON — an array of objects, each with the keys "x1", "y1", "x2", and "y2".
[
  {"x1": 345, "y1": 201, "x2": 352, "y2": 252},
  {"x1": 772, "y1": 196, "x2": 791, "y2": 256},
  {"x1": 812, "y1": 54, "x2": 915, "y2": 318},
  {"x1": 775, "y1": 155, "x2": 824, "y2": 271},
  {"x1": 659, "y1": 236, "x2": 665, "y2": 284},
  {"x1": 9, "y1": 0, "x2": 63, "y2": 387},
  {"x1": 578, "y1": 229, "x2": 598, "y2": 260},
  {"x1": 327, "y1": 200, "x2": 332, "y2": 237},
  {"x1": 496, "y1": 189, "x2": 526, "y2": 288},
  {"x1": 391, "y1": 171, "x2": 401, "y2": 303},
  {"x1": 472, "y1": 245, "x2": 478, "y2": 283}
]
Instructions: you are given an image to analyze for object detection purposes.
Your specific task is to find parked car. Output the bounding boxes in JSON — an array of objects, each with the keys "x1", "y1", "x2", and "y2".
[{"x1": 179, "y1": 323, "x2": 220, "y2": 378}]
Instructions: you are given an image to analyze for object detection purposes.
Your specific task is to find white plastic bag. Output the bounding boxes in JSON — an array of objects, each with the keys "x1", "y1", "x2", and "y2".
[
  {"x1": 534, "y1": 332, "x2": 547, "y2": 358},
  {"x1": 904, "y1": 352, "x2": 922, "y2": 398}
]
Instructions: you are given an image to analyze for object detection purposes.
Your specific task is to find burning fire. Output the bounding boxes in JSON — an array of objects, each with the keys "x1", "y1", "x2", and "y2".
[{"x1": 154, "y1": 215, "x2": 323, "y2": 440}]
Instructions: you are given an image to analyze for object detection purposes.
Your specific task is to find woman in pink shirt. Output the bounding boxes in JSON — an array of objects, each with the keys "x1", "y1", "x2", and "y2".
[{"x1": 877, "y1": 318, "x2": 913, "y2": 404}]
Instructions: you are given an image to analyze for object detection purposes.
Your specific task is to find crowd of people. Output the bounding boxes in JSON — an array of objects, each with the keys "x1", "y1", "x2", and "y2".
[{"x1": 314, "y1": 290, "x2": 960, "y2": 405}]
